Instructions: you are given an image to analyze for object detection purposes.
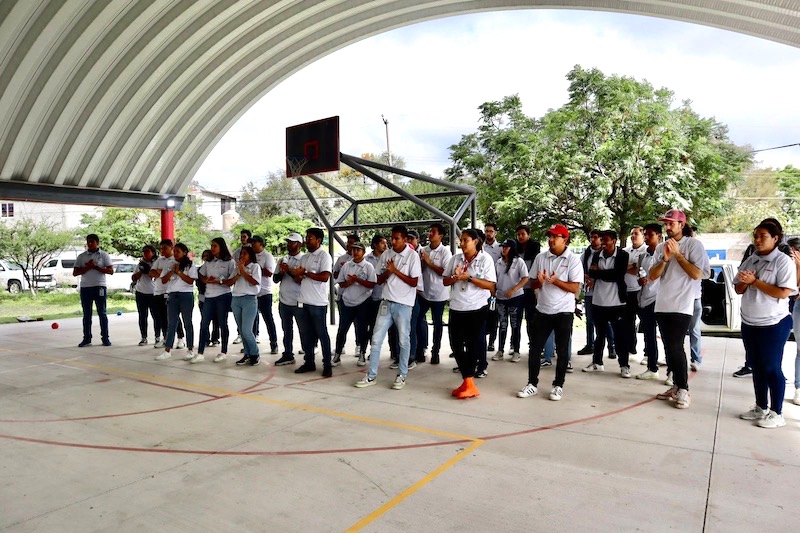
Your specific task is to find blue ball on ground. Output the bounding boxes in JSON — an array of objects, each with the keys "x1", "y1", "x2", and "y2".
[{"x1": 116, "y1": 311, "x2": 122, "y2": 316}]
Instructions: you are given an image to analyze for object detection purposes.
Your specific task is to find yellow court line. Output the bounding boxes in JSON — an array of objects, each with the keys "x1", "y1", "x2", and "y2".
[{"x1": 346, "y1": 439, "x2": 485, "y2": 532}]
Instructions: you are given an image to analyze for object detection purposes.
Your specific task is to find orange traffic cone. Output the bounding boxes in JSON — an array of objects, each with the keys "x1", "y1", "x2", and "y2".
[
  {"x1": 455, "y1": 377, "x2": 480, "y2": 399},
  {"x1": 452, "y1": 380, "x2": 468, "y2": 396}
]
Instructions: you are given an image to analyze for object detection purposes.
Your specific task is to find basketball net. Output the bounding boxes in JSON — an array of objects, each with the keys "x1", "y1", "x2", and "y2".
[{"x1": 286, "y1": 157, "x2": 309, "y2": 178}]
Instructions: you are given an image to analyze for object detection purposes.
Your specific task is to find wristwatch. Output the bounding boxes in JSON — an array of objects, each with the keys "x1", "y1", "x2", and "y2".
[{"x1": 467, "y1": 275, "x2": 473, "y2": 283}]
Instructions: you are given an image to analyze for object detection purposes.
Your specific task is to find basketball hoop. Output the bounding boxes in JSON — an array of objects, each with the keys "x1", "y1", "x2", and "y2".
[{"x1": 286, "y1": 156, "x2": 309, "y2": 178}]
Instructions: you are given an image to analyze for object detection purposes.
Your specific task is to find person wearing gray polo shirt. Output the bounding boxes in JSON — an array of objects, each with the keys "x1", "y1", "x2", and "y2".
[
  {"x1": 735, "y1": 221, "x2": 797, "y2": 428},
  {"x1": 334, "y1": 242, "x2": 376, "y2": 365},
  {"x1": 273, "y1": 233, "x2": 305, "y2": 366},
  {"x1": 649, "y1": 209, "x2": 709, "y2": 409},
  {"x1": 419, "y1": 223, "x2": 452, "y2": 365},
  {"x1": 73, "y1": 234, "x2": 114, "y2": 347},
  {"x1": 195, "y1": 237, "x2": 236, "y2": 363}
]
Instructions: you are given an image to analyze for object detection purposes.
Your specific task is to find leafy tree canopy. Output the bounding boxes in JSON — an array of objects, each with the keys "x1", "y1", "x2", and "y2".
[{"x1": 0, "y1": 218, "x2": 75, "y2": 295}]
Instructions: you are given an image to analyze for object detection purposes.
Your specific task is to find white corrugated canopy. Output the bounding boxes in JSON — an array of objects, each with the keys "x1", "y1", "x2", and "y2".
[{"x1": 1, "y1": 0, "x2": 799, "y2": 209}]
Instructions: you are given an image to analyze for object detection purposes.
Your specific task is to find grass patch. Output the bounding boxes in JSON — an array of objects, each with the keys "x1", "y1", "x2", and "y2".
[{"x1": 0, "y1": 290, "x2": 138, "y2": 324}]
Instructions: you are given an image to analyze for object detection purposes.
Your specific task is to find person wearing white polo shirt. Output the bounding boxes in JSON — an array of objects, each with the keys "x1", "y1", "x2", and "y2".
[
  {"x1": 251, "y1": 235, "x2": 278, "y2": 354},
  {"x1": 292, "y1": 228, "x2": 334, "y2": 377},
  {"x1": 355, "y1": 225, "x2": 421, "y2": 390},
  {"x1": 492, "y1": 239, "x2": 529, "y2": 362},
  {"x1": 623, "y1": 226, "x2": 646, "y2": 357},
  {"x1": 517, "y1": 224, "x2": 583, "y2": 401},
  {"x1": 635, "y1": 224, "x2": 663, "y2": 380},
  {"x1": 419, "y1": 222, "x2": 452, "y2": 365},
  {"x1": 363, "y1": 234, "x2": 387, "y2": 365},
  {"x1": 231, "y1": 246, "x2": 262, "y2": 366},
  {"x1": 155, "y1": 243, "x2": 197, "y2": 361},
  {"x1": 334, "y1": 242, "x2": 376, "y2": 366},
  {"x1": 73, "y1": 234, "x2": 114, "y2": 347},
  {"x1": 649, "y1": 209, "x2": 709, "y2": 409},
  {"x1": 150, "y1": 239, "x2": 185, "y2": 350},
  {"x1": 735, "y1": 221, "x2": 797, "y2": 428},
  {"x1": 273, "y1": 233, "x2": 305, "y2": 366},
  {"x1": 443, "y1": 229, "x2": 497, "y2": 399},
  {"x1": 195, "y1": 237, "x2": 236, "y2": 363}
]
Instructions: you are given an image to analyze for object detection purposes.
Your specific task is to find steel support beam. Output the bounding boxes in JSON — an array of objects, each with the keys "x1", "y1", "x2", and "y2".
[{"x1": 0, "y1": 181, "x2": 183, "y2": 210}]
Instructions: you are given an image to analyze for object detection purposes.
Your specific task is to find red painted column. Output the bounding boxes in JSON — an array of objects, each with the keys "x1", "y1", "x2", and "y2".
[{"x1": 160, "y1": 209, "x2": 174, "y2": 241}]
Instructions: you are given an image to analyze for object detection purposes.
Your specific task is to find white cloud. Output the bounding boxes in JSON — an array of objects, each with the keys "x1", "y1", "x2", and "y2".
[{"x1": 195, "y1": 10, "x2": 800, "y2": 194}]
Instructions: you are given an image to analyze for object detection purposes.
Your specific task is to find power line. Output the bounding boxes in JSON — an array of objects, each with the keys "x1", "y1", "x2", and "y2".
[{"x1": 750, "y1": 142, "x2": 800, "y2": 153}]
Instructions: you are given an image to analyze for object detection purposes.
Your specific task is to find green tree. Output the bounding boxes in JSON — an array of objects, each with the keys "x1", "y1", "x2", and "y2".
[
  {"x1": 0, "y1": 218, "x2": 75, "y2": 295},
  {"x1": 234, "y1": 214, "x2": 315, "y2": 255},
  {"x1": 173, "y1": 196, "x2": 215, "y2": 257},
  {"x1": 446, "y1": 66, "x2": 752, "y2": 244},
  {"x1": 80, "y1": 208, "x2": 159, "y2": 257},
  {"x1": 703, "y1": 168, "x2": 781, "y2": 233},
  {"x1": 776, "y1": 165, "x2": 800, "y2": 232},
  {"x1": 238, "y1": 169, "x2": 321, "y2": 224}
]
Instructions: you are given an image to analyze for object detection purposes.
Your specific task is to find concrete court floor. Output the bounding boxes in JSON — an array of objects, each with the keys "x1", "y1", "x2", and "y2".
[{"x1": 1, "y1": 310, "x2": 799, "y2": 532}]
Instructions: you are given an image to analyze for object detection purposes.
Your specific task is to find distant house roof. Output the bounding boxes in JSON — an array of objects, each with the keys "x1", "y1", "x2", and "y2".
[{"x1": 187, "y1": 184, "x2": 237, "y2": 201}]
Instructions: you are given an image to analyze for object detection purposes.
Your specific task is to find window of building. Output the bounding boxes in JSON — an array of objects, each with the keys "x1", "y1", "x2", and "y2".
[{"x1": 1, "y1": 203, "x2": 14, "y2": 218}]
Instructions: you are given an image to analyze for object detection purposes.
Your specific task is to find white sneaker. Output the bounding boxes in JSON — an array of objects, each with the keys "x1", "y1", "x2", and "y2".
[
  {"x1": 794, "y1": 389, "x2": 800, "y2": 406},
  {"x1": 675, "y1": 388, "x2": 690, "y2": 409},
  {"x1": 690, "y1": 361, "x2": 700, "y2": 371},
  {"x1": 255, "y1": 336, "x2": 261, "y2": 344},
  {"x1": 232, "y1": 335, "x2": 242, "y2": 344},
  {"x1": 138, "y1": 337, "x2": 148, "y2": 346},
  {"x1": 189, "y1": 352, "x2": 204, "y2": 364},
  {"x1": 357, "y1": 353, "x2": 366, "y2": 366},
  {"x1": 636, "y1": 369, "x2": 660, "y2": 380},
  {"x1": 213, "y1": 353, "x2": 227, "y2": 363},
  {"x1": 656, "y1": 386, "x2": 678, "y2": 401},
  {"x1": 517, "y1": 383, "x2": 537, "y2": 398},
  {"x1": 510, "y1": 352, "x2": 521, "y2": 363},
  {"x1": 757, "y1": 410, "x2": 786, "y2": 428},
  {"x1": 640, "y1": 358, "x2": 649, "y2": 365},
  {"x1": 182, "y1": 351, "x2": 195, "y2": 361},
  {"x1": 491, "y1": 350, "x2": 504, "y2": 361},
  {"x1": 740, "y1": 405, "x2": 769, "y2": 420},
  {"x1": 153, "y1": 340, "x2": 165, "y2": 349},
  {"x1": 620, "y1": 366, "x2": 631, "y2": 378},
  {"x1": 391, "y1": 375, "x2": 406, "y2": 390},
  {"x1": 176, "y1": 338, "x2": 186, "y2": 349},
  {"x1": 408, "y1": 361, "x2": 417, "y2": 370},
  {"x1": 665, "y1": 371, "x2": 674, "y2": 386},
  {"x1": 549, "y1": 386, "x2": 563, "y2": 401},
  {"x1": 354, "y1": 374, "x2": 376, "y2": 388},
  {"x1": 154, "y1": 351, "x2": 171, "y2": 361},
  {"x1": 582, "y1": 363, "x2": 604, "y2": 373}
]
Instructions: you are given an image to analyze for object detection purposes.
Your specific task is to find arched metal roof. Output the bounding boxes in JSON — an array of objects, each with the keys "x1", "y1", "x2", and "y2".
[{"x1": 1, "y1": 0, "x2": 799, "y2": 209}]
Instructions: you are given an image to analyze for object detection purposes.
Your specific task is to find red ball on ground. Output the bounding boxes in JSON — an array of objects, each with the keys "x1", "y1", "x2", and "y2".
[{"x1": 51, "y1": 323, "x2": 59, "y2": 329}]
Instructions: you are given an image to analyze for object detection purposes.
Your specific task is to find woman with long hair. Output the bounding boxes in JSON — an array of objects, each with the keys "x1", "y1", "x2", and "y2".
[
  {"x1": 232, "y1": 246, "x2": 262, "y2": 366},
  {"x1": 195, "y1": 238, "x2": 236, "y2": 363},
  {"x1": 443, "y1": 229, "x2": 497, "y2": 399},
  {"x1": 155, "y1": 243, "x2": 197, "y2": 361},
  {"x1": 491, "y1": 239, "x2": 529, "y2": 363},
  {"x1": 736, "y1": 221, "x2": 797, "y2": 428},
  {"x1": 132, "y1": 244, "x2": 157, "y2": 346}
]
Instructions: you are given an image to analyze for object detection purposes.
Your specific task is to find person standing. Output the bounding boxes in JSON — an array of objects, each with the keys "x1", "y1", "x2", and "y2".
[
  {"x1": 251, "y1": 236, "x2": 279, "y2": 354},
  {"x1": 578, "y1": 229, "x2": 616, "y2": 358},
  {"x1": 583, "y1": 231, "x2": 631, "y2": 376},
  {"x1": 132, "y1": 244, "x2": 157, "y2": 346},
  {"x1": 736, "y1": 222, "x2": 797, "y2": 428},
  {"x1": 443, "y1": 229, "x2": 497, "y2": 399},
  {"x1": 363, "y1": 234, "x2": 387, "y2": 365},
  {"x1": 292, "y1": 228, "x2": 334, "y2": 377},
  {"x1": 483, "y1": 223, "x2": 502, "y2": 351},
  {"x1": 419, "y1": 223, "x2": 452, "y2": 365},
  {"x1": 649, "y1": 209, "x2": 709, "y2": 409},
  {"x1": 635, "y1": 224, "x2": 663, "y2": 380},
  {"x1": 195, "y1": 238, "x2": 236, "y2": 363},
  {"x1": 155, "y1": 243, "x2": 197, "y2": 361},
  {"x1": 517, "y1": 224, "x2": 583, "y2": 401},
  {"x1": 354, "y1": 225, "x2": 421, "y2": 390},
  {"x1": 273, "y1": 233, "x2": 305, "y2": 366},
  {"x1": 623, "y1": 226, "x2": 646, "y2": 357},
  {"x1": 231, "y1": 246, "x2": 262, "y2": 366},
  {"x1": 73, "y1": 234, "x2": 114, "y2": 347},
  {"x1": 231, "y1": 229, "x2": 252, "y2": 344},
  {"x1": 492, "y1": 239, "x2": 528, "y2": 362},
  {"x1": 150, "y1": 239, "x2": 185, "y2": 350},
  {"x1": 333, "y1": 233, "x2": 358, "y2": 356},
  {"x1": 334, "y1": 242, "x2": 376, "y2": 365},
  {"x1": 516, "y1": 225, "x2": 541, "y2": 348}
]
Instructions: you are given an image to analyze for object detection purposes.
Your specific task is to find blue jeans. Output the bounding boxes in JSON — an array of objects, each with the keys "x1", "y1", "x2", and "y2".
[
  {"x1": 794, "y1": 301, "x2": 800, "y2": 389},
  {"x1": 166, "y1": 292, "x2": 193, "y2": 349},
  {"x1": 742, "y1": 315, "x2": 793, "y2": 414},
  {"x1": 254, "y1": 294, "x2": 278, "y2": 349},
  {"x1": 418, "y1": 298, "x2": 446, "y2": 357},
  {"x1": 640, "y1": 302, "x2": 659, "y2": 372},
  {"x1": 368, "y1": 301, "x2": 412, "y2": 379},
  {"x1": 232, "y1": 295, "x2": 259, "y2": 357},
  {"x1": 497, "y1": 295, "x2": 523, "y2": 353},
  {"x1": 299, "y1": 304, "x2": 332, "y2": 368},
  {"x1": 279, "y1": 302, "x2": 303, "y2": 357},
  {"x1": 198, "y1": 292, "x2": 231, "y2": 355},
  {"x1": 80, "y1": 286, "x2": 109, "y2": 341},
  {"x1": 688, "y1": 298, "x2": 702, "y2": 363}
]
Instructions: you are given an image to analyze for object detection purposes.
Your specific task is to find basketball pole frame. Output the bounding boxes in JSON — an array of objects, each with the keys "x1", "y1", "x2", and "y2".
[{"x1": 294, "y1": 152, "x2": 477, "y2": 325}]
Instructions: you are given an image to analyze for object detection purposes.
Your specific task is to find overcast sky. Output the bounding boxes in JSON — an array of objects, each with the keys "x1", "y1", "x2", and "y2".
[{"x1": 194, "y1": 9, "x2": 800, "y2": 195}]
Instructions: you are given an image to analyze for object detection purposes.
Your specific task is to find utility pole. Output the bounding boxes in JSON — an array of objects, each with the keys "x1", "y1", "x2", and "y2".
[{"x1": 381, "y1": 114, "x2": 392, "y2": 167}]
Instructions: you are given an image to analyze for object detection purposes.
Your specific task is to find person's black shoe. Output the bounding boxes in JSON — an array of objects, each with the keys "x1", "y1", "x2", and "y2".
[
  {"x1": 452, "y1": 366, "x2": 461, "y2": 373},
  {"x1": 733, "y1": 366, "x2": 752, "y2": 378},
  {"x1": 629, "y1": 348, "x2": 637, "y2": 355},
  {"x1": 577, "y1": 345, "x2": 593, "y2": 355},
  {"x1": 487, "y1": 344, "x2": 495, "y2": 352},
  {"x1": 295, "y1": 363, "x2": 316, "y2": 373},
  {"x1": 274, "y1": 355, "x2": 296, "y2": 366},
  {"x1": 249, "y1": 356, "x2": 261, "y2": 366},
  {"x1": 101, "y1": 338, "x2": 112, "y2": 346},
  {"x1": 416, "y1": 356, "x2": 426, "y2": 363},
  {"x1": 321, "y1": 366, "x2": 332, "y2": 378},
  {"x1": 235, "y1": 356, "x2": 249, "y2": 366},
  {"x1": 608, "y1": 348, "x2": 618, "y2": 360},
  {"x1": 475, "y1": 369, "x2": 488, "y2": 378},
  {"x1": 430, "y1": 354, "x2": 440, "y2": 365},
  {"x1": 78, "y1": 339, "x2": 92, "y2": 347}
]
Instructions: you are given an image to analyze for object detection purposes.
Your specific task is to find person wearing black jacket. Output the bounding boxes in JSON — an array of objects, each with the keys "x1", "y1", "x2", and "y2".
[
  {"x1": 516, "y1": 225, "x2": 541, "y2": 351},
  {"x1": 582, "y1": 230, "x2": 632, "y2": 377},
  {"x1": 579, "y1": 230, "x2": 616, "y2": 358}
]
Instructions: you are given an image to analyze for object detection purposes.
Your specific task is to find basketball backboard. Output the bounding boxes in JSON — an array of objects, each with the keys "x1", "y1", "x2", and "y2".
[{"x1": 285, "y1": 116, "x2": 340, "y2": 177}]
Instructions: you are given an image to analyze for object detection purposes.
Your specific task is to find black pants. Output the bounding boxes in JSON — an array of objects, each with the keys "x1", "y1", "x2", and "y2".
[
  {"x1": 656, "y1": 312, "x2": 692, "y2": 390},
  {"x1": 592, "y1": 304, "x2": 628, "y2": 367},
  {"x1": 486, "y1": 300, "x2": 498, "y2": 346},
  {"x1": 254, "y1": 294, "x2": 278, "y2": 349},
  {"x1": 624, "y1": 291, "x2": 641, "y2": 353},
  {"x1": 135, "y1": 291, "x2": 157, "y2": 339},
  {"x1": 335, "y1": 300, "x2": 370, "y2": 355},
  {"x1": 527, "y1": 311, "x2": 574, "y2": 388},
  {"x1": 449, "y1": 307, "x2": 488, "y2": 379},
  {"x1": 155, "y1": 294, "x2": 183, "y2": 339}
]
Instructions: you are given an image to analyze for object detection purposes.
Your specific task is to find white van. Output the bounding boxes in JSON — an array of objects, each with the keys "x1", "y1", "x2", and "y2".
[{"x1": 40, "y1": 253, "x2": 79, "y2": 287}]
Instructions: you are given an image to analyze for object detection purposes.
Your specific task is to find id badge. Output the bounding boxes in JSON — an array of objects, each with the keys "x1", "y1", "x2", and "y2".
[
  {"x1": 297, "y1": 301, "x2": 303, "y2": 309},
  {"x1": 379, "y1": 300, "x2": 389, "y2": 316}
]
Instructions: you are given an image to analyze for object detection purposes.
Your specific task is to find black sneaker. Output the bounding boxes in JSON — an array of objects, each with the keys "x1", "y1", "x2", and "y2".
[
  {"x1": 487, "y1": 345, "x2": 495, "y2": 352},
  {"x1": 249, "y1": 356, "x2": 261, "y2": 366},
  {"x1": 416, "y1": 356, "x2": 426, "y2": 363},
  {"x1": 540, "y1": 359, "x2": 553, "y2": 368},
  {"x1": 78, "y1": 339, "x2": 91, "y2": 347},
  {"x1": 452, "y1": 366, "x2": 461, "y2": 373},
  {"x1": 295, "y1": 363, "x2": 316, "y2": 374},
  {"x1": 577, "y1": 345, "x2": 593, "y2": 355},
  {"x1": 608, "y1": 348, "x2": 618, "y2": 360},
  {"x1": 235, "y1": 356, "x2": 249, "y2": 366},
  {"x1": 475, "y1": 369, "x2": 488, "y2": 378},
  {"x1": 430, "y1": 354, "x2": 440, "y2": 365},
  {"x1": 275, "y1": 355, "x2": 296, "y2": 366},
  {"x1": 322, "y1": 366, "x2": 332, "y2": 378},
  {"x1": 733, "y1": 366, "x2": 752, "y2": 378},
  {"x1": 101, "y1": 338, "x2": 112, "y2": 346},
  {"x1": 332, "y1": 352, "x2": 342, "y2": 367},
  {"x1": 566, "y1": 361, "x2": 574, "y2": 373}
]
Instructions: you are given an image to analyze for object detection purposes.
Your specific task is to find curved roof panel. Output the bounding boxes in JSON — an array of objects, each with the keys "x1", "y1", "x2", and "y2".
[{"x1": 1, "y1": 0, "x2": 798, "y2": 208}]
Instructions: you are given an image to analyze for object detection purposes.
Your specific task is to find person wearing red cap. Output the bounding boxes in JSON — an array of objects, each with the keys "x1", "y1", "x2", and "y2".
[
  {"x1": 649, "y1": 209, "x2": 709, "y2": 409},
  {"x1": 516, "y1": 224, "x2": 584, "y2": 401}
]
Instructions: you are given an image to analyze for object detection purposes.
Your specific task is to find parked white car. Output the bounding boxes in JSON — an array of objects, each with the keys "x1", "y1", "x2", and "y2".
[
  {"x1": 75, "y1": 261, "x2": 138, "y2": 293},
  {"x1": 700, "y1": 259, "x2": 742, "y2": 335},
  {"x1": 39, "y1": 255, "x2": 79, "y2": 287},
  {"x1": 0, "y1": 259, "x2": 29, "y2": 293}
]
